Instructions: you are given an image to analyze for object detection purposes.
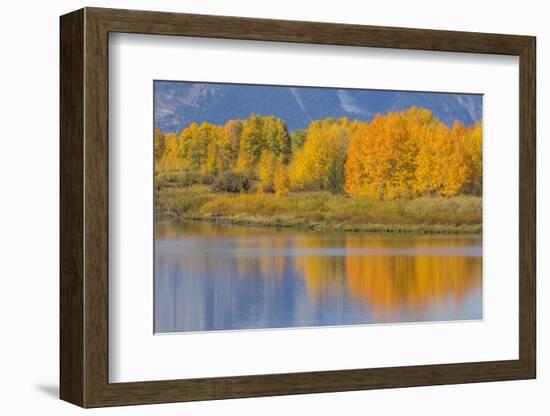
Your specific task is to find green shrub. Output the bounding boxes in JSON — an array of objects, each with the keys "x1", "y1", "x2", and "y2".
[
  {"x1": 155, "y1": 171, "x2": 215, "y2": 190},
  {"x1": 211, "y1": 171, "x2": 253, "y2": 193}
]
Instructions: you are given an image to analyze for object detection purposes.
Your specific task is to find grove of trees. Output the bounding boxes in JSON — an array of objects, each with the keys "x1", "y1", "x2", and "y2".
[{"x1": 155, "y1": 108, "x2": 482, "y2": 199}]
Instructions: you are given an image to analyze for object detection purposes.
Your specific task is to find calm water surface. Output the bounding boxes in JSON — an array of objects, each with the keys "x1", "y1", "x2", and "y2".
[{"x1": 154, "y1": 221, "x2": 482, "y2": 333}]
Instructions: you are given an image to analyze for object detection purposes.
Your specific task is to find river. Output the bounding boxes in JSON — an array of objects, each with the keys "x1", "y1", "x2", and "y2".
[{"x1": 154, "y1": 221, "x2": 482, "y2": 333}]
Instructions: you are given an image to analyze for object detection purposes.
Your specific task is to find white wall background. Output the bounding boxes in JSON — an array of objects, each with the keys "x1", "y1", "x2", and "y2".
[{"x1": 0, "y1": 0, "x2": 545, "y2": 414}]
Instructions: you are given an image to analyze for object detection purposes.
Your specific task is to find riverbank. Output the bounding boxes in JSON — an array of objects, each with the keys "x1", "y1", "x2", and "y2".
[{"x1": 155, "y1": 185, "x2": 482, "y2": 234}]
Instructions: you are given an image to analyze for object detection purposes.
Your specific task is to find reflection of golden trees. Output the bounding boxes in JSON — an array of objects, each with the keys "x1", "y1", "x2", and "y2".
[
  {"x1": 345, "y1": 254, "x2": 481, "y2": 319},
  {"x1": 294, "y1": 235, "x2": 481, "y2": 317},
  {"x1": 293, "y1": 235, "x2": 347, "y2": 300},
  {"x1": 295, "y1": 256, "x2": 347, "y2": 299},
  {"x1": 257, "y1": 235, "x2": 287, "y2": 279},
  {"x1": 344, "y1": 236, "x2": 481, "y2": 319},
  {"x1": 157, "y1": 222, "x2": 482, "y2": 320}
]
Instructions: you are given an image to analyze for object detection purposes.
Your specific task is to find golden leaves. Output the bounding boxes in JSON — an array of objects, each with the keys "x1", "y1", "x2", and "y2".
[
  {"x1": 345, "y1": 109, "x2": 482, "y2": 199},
  {"x1": 154, "y1": 109, "x2": 482, "y2": 199}
]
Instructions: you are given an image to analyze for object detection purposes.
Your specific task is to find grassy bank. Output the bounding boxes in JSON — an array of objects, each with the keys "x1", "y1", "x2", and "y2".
[{"x1": 155, "y1": 185, "x2": 482, "y2": 234}]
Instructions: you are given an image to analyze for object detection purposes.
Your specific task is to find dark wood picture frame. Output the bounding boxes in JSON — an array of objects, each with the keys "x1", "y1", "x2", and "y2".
[{"x1": 60, "y1": 7, "x2": 536, "y2": 408}]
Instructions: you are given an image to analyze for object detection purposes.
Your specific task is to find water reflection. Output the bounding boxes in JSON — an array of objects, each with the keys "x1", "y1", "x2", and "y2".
[{"x1": 155, "y1": 221, "x2": 482, "y2": 333}]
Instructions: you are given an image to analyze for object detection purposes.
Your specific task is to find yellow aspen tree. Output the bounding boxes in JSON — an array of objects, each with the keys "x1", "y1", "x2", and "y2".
[
  {"x1": 235, "y1": 114, "x2": 265, "y2": 173},
  {"x1": 203, "y1": 141, "x2": 219, "y2": 175},
  {"x1": 463, "y1": 123, "x2": 483, "y2": 195},
  {"x1": 224, "y1": 119, "x2": 244, "y2": 165},
  {"x1": 345, "y1": 108, "x2": 466, "y2": 200},
  {"x1": 289, "y1": 118, "x2": 350, "y2": 192},
  {"x1": 257, "y1": 150, "x2": 277, "y2": 193},
  {"x1": 288, "y1": 147, "x2": 310, "y2": 190},
  {"x1": 217, "y1": 128, "x2": 233, "y2": 173},
  {"x1": 440, "y1": 121, "x2": 469, "y2": 196},
  {"x1": 385, "y1": 111, "x2": 418, "y2": 199},
  {"x1": 154, "y1": 128, "x2": 166, "y2": 161},
  {"x1": 345, "y1": 113, "x2": 401, "y2": 199},
  {"x1": 414, "y1": 120, "x2": 449, "y2": 196},
  {"x1": 156, "y1": 132, "x2": 186, "y2": 172},
  {"x1": 273, "y1": 162, "x2": 290, "y2": 197},
  {"x1": 344, "y1": 123, "x2": 370, "y2": 196},
  {"x1": 179, "y1": 123, "x2": 201, "y2": 170}
]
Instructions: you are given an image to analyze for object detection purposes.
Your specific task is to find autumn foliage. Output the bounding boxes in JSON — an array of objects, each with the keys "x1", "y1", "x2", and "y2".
[
  {"x1": 345, "y1": 108, "x2": 482, "y2": 198},
  {"x1": 155, "y1": 108, "x2": 482, "y2": 199}
]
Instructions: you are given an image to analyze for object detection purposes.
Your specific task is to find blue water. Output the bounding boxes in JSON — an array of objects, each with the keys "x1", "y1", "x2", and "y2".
[{"x1": 154, "y1": 221, "x2": 482, "y2": 333}]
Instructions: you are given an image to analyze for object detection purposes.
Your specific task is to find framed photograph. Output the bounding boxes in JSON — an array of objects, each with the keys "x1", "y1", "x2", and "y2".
[{"x1": 60, "y1": 7, "x2": 536, "y2": 407}]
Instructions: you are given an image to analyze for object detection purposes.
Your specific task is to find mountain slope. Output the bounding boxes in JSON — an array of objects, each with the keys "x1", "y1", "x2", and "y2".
[{"x1": 154, "y1": 81, "x2": 482, "y2": 133}]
